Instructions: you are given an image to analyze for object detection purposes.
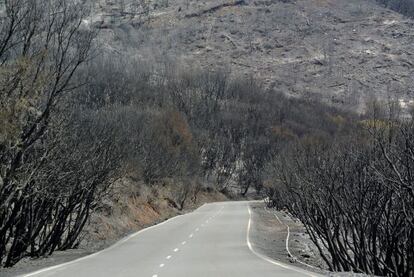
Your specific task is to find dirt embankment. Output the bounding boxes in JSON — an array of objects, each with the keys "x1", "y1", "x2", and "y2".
[{"x1": 1, "y1": 178, "x2": 227, "y2": 277}]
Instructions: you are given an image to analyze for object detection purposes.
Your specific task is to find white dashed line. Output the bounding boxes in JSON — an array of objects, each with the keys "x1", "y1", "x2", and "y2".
[
  {"x1": 159, "y1": 264, "x2": 165, "y2": 268},
  {"x1": 174, "y1": 248, "x2": 179, "y2": 252},
  {"x1": 166, "y1": 255, "x2": 172, "y2": 260},
  {"x1": 189, "y1": 234, "x2": 193, "y2": 238},
  {"x1": 152, "y1": 275, "x2": 158, "y2": 277},
  {"x1": 182, "y1": 241, "x2": 186, "y2": 245}
]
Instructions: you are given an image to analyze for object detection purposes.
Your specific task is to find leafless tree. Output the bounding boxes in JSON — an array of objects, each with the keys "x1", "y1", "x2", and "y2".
[
  {"x1": 267, "y1": 104, "x2": 414, "y2": 276},
  {"x1": 0, "y1": 0, "x2": 95, "y2": 266}
]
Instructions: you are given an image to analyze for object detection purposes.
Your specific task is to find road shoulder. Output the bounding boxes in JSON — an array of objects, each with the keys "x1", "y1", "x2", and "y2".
[{"x1": 249, "y1": 202, "x2": 327, "y2": 274}]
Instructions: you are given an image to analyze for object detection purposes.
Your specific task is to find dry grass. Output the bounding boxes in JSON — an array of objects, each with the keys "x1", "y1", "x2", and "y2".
[{"x1": 81, "y1": 177, "x2": 227, "y2": 249}]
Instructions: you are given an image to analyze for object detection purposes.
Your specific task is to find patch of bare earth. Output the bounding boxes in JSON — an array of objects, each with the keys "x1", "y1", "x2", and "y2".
[
  {"x1": 249, "y1": 202, "x2": 327, "y2": 274},
  {"x1": 250, "y1": 202, "x2": 373, "y2": 277}
]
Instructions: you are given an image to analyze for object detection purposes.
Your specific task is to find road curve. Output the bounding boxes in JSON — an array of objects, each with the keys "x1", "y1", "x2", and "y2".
[{"x1": 23, "y1": 201, "x2": 321, "y2": 277}]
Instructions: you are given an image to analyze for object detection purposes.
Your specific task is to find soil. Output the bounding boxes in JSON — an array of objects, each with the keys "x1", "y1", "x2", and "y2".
[
  {"x1": 249, "y1": 202, "x2": 327, "y2": 273},
  {"x1": 249, "y1": 202, "x2": 373, "y2": 277}
]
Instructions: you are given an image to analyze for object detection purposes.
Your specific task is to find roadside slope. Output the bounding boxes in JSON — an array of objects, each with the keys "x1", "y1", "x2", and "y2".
[{"x1": 0, "y1": 179, "x2": 227, "y2": 277}]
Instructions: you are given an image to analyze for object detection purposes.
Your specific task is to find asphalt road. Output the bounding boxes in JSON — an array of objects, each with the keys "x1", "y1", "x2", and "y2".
[{"x1": 23, "y1": 201, "x2": 320, "y2": 277}]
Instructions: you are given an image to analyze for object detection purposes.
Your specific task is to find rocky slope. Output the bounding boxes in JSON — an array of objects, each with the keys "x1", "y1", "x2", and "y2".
[{"x1": 88, "y1": 0, "x2": 414, "y2": 112}]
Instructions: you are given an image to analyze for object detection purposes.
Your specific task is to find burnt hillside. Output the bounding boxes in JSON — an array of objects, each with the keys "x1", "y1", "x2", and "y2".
[{"x1": 89, "y1": 0, "x2": 414, "y2": 112}]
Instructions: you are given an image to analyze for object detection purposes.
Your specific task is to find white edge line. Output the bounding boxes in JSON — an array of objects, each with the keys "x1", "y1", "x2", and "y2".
[
  {"x1": 246, "y1": 206, "x2": 320, "y2": 277},
  {"x1": 273, "y1": 210, "x2": 321, "y2": 271},
  {"x1": 266, "y1": 206, "x2": 323, "y2": 272},
  {"x1": 21, "y1": 203, "x2": 209, "y2": 277}
]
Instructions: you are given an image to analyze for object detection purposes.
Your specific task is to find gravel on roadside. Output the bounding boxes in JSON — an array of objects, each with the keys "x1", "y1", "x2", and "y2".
[{"x1": 249, "y1": 202, "x2": 374, "y2": 277}]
